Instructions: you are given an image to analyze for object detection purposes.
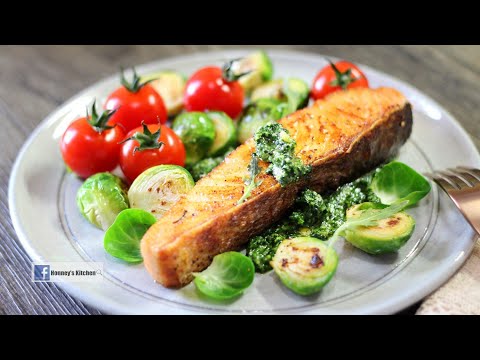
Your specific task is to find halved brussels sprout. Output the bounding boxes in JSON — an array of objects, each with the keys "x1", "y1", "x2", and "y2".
[
  {"x1": 76, "y1": 172, "x2": 129, "y2": 230},
  {"x1": 128, "y1": 165, "x2": 194, "y2": 219},
  {"x1": 141, "y1": 71, "x2": 186, "y2": 116},
  {"x1": 172, "y1": 112, "x2": 216, "y2": 166},
  {"x1": 284, "y1": 78, "x2": 310, "y2": 110},
  {"x1": 223, "y1": 50, "x2": 273, "y2": 93},
  {"x1": 250, "y1": 79, "x2": 283, "y2": 102},
  {"x1": 344, "y1": 202, "x2": 415, "y2": 254},
  {"x1": 237, "y1": 98, "x2": 286, "y2": 144},
  {"x1": 271, "y1": 237, "x2": 338, "y2": 296},
  {"x1": 251, "y1": 78, "x2": 309, "y2": 111},
  {"x1": 206, "y1": 111, "x2": 237, "y2": 157}
]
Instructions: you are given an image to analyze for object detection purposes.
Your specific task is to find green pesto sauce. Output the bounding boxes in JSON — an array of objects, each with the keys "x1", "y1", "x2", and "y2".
[
  {"x1": 254, "y1": 123, "x2": 311, "y2": 186},
  {"x1": 246, "y1": 173, "x2": 380, "y2": 273}
]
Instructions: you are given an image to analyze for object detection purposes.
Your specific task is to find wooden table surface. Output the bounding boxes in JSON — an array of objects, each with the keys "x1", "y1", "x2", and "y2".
[{"x1": 0, "y1": 45, "x2": 478, "y2": 315}]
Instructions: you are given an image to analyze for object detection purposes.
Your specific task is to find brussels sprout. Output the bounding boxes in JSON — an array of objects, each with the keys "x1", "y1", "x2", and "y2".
[
  {"x1": 284, "y1": 78, "x2": 310, "y2": 111},
  {"x1": 128, "y1": 165, "x2": 194, "y2": 219},
  {"x1": 271, "y1": 237, "x2": 338, "y2": 296},
  {"x1": 237, "y1": 98, "x2": 286, "y2": 143},
  {"x1": 343, "y1": 202, "x2": 415, "y2": 255},
  {"x1": 250, "y1": 79, "x2": 283, "y2": 102},
  {"x1": 222, "y1": 50, "x2": 273, "y2": 93},
  {"x1": 193, "y1": 252, "x2": 255, "y2": 300},
  {"x1": 140, "y1": 71, "x2": 186, "y2": 116},
  {"x1": 172, "y1": 112, "x2": 216, "y2": 166},
  {"x1": 251, "y1": 78, "x2": 310, "y2": 112},
  {"x1": 76, "y1": 172, "x2": 129, "y2": 231},
  {"x1": 206, "y1": 111, "x2": 237, "y2": 157}
]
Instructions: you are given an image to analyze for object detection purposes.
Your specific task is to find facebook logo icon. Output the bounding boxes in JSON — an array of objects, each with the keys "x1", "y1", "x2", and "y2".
[{"x1": 33, "y1": 265, "x2": 50, "y2": 282}]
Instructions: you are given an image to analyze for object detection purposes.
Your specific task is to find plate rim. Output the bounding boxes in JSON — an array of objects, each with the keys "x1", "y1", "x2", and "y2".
[{"x1": 8, "y1": 48, "x2": 480, "y2": 314}]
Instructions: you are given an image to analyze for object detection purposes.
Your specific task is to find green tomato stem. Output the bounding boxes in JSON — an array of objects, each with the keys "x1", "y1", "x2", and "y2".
[
  {"x1": 86, "y1": 99, "x2": 116, "y2": 133},
  {"x1": 327, "y1": 60, "x2": 360, "y2": 90},
  {"x1": 120, "y1": 66, "x2": 156, "y2": 93},
  {"x1": 119, "y1": 121, "x2": 164, "y2": 153}
]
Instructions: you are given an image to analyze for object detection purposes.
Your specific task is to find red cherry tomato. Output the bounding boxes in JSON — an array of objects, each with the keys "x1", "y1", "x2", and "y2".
[
  {"x1": 184, "y1": 66, "x2": 244, "y2": 119},
  {"x1": 311, "y1": 61, "x2": 369, "y2": 100},
  {"x1": 105, "y1": 69, "x2": 168, "y2": 132},
  {"x1": 120, "y1": 123, "x2": 186, "y2": 183},
  {"x1": 60, "y1": 115, "x2": 125, "y2": 179}
]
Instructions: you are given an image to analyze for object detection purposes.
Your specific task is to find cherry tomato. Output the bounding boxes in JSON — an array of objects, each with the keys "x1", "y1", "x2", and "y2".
[
  {"x1": 311, "y1": 61, "x2": 369, "y2": 100},
  {"x1": 60, "y1": 105, "x2": 125, "y2": 179},
  {"x1": 105, "y1": 68, "x2": 168, "y2": 132},
  {"x1": 184, "y1": 66, "x2": 244, "y2": 119},
  {"x1": 120, "y1": 123, "x2": 186, "y2": 183}
]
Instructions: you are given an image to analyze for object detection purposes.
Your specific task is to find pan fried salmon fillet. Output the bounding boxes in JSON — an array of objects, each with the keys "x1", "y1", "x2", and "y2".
[{"x1": 142, "y1": 87, "x2": 413, "y2": 287}]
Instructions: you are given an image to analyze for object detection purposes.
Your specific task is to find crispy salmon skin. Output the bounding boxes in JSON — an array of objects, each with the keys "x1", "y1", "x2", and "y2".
[{"x1": 141, "y1": 87, "x2": 412, "y2": 287}]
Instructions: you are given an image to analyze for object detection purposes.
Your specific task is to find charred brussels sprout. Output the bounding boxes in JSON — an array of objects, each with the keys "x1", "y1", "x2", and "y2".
[
  {"x1": 343, "y1": 202, "x2": 415, "y2": 254},
  {"x1": 128, "y1": 165, "x2": 194, "y2": 219},
  {"x1": 271, "y1": 237, "x2": 338, "y2": 296}
]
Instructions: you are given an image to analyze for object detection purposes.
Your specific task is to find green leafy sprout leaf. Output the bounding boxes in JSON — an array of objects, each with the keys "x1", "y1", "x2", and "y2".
[
  {"x1": 103, "y1": 209, "x2": 157, "y2": 263},
  {"x1": 193, "y1": 252, "x2": 255, "y2": 300},
  {"x1": 371, "y1": 161, "x2": 431, "y2": 206}
]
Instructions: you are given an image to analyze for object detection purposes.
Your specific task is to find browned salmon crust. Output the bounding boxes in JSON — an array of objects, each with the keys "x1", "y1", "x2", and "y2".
[{"x1": 141, "y1": 87, "x2": 413, "y2": 287}]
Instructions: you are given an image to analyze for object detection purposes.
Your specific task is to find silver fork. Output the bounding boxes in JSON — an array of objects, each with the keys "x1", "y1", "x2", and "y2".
[{"x1": 426, "y1": 167, "x2": 480, "y2": 235}]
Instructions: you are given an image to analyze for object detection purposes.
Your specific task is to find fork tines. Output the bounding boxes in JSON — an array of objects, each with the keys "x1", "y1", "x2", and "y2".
[
  {"x1": 426, "y1": 166, "x2": 480, "y2": 235},
  {"x1": 427, "y1": 167, "x2": 480, "y2": 190}
]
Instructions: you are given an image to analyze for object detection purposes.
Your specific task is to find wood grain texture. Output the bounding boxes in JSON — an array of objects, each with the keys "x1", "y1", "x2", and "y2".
[{"x1": 0, "y1": 45, "x2": 478, "y2": 315}]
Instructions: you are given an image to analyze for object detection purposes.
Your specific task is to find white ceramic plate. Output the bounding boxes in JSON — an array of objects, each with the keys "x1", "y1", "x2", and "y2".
[{"x1": 9, "y1": 50, "x2": 480, "y2": 314}]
